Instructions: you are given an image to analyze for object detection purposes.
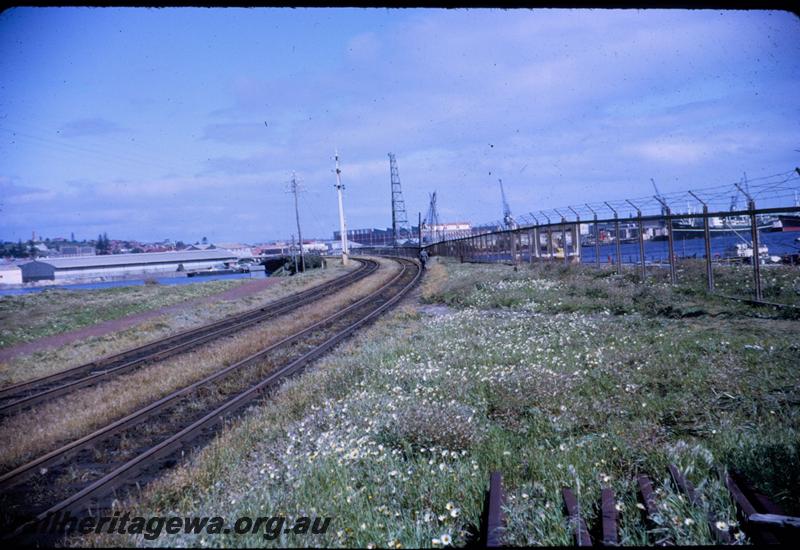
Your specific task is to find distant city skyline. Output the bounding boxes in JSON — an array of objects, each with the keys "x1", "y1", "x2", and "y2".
[{"x1": 1, "y1": 7, "x2": 799, "y2": 243}]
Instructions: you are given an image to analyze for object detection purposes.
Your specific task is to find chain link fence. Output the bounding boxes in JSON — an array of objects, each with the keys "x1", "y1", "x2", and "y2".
[{"x1": 424, "y1": 169, "x2": 800, "y2": 307}]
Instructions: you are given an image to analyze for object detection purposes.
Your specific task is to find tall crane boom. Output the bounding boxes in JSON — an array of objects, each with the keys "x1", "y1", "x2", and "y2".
[
  {"x1": 424, "y1": 191, "x2": 441, "y2": 243},
  {"x1": 650, "y1": 178, "x2": 663, "y2": 201},
  {"x1": 651, "y1": 178, "x2": 668, "y2": 216},
  {"x1": 388, "y1": 153, "x2": 410, "y2": 244},
  {"x1": 499, "y1": 178, "x2": 516, "y2": 229}
]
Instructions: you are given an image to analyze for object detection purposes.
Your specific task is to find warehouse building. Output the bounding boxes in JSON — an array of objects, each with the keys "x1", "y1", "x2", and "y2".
[
  {"x1": 0, "y1": 263, "x2": 23, "y2": 285},
  {"x1": 19, "y1": 250, "x2": 238, "y2": 282}
]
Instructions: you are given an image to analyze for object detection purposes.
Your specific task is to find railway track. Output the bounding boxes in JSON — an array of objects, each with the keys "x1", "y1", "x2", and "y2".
[
  {"x1": 0, "y1": 256, "x2": 420, "y2": 543},
  {"x1": 479, "y1": 466, "x2": 799, "y2": 546},
  {"x1": 0, "y1": 258, "x2": 378, "y2": 417}
]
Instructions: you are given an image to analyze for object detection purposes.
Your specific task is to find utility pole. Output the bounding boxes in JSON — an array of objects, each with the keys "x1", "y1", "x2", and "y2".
[
  {"x1": 290, "y1": 234, "x2": 298, "y2": 273},
  {"x1": 334, "y1": 150, "x2": 349, "y2": 266},
  {"x1": 289, "y1": 172, "x2": 306, "y2": 273}
]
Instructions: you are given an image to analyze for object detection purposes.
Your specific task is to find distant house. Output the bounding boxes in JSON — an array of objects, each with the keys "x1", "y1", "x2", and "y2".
[
  {"x1": 185, "y1": 243, "x2": 216, "y2": 251},
  {"x1": 0, "y1": 263, "x2": 23, "y2": 285},
  {"x1": 58, "y1": 245, "x2": 97, "y2": 256}
]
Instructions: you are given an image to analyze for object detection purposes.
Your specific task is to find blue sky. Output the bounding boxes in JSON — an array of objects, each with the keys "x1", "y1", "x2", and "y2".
[{"x1": 1, "y1": 7, "x2": 798, "y2": 243}]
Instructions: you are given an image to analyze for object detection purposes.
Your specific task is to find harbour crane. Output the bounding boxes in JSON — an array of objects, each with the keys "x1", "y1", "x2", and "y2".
[
  {"x1": 498, "y1": 178, "x2": 517, "y2": 229},
  {"x1": 651, "y1": 178, "x2": 668, "y2": 216},
  {"x1": 424, "y1": 191, "x2": 441, "y2": 243}
]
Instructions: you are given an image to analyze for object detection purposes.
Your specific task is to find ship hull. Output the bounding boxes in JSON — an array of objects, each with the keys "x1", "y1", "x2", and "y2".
[
  {"x1": 671, "y1": 223, "x2": 773, "y2": 239},
  {"x1": 777, "y1": 215, "x2": 800, "y2": 232}
]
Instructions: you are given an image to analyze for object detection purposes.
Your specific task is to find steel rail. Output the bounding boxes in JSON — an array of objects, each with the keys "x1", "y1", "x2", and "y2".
[
  {"x1": 0, "y1": 257, "x2": 397, "y2": 488},
  {"x1": 2, "y1": 257, "x2": 420, "y2": 540},
  {"x1": 0, "y1": 259, "x2": 376, "y2": 416},
  {"x1": 20, "y1": 258, "x2": 420, "y2": 530}
]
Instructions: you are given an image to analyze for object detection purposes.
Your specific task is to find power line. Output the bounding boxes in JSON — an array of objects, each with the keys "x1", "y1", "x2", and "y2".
[{"x1": 0, "y1": 126, "x2": 200, "y2": 176}]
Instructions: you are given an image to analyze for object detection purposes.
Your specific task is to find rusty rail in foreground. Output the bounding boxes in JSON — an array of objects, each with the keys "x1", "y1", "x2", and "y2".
[{"x1": 480, "y1": 463, "x2": 798, "y2": 545}]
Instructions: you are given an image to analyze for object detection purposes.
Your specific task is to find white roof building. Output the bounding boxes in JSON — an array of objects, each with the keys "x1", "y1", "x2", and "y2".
[
  {"x1": 215, "y1": 243, "x2": 254, "y2": 259},
  {"x1": 0, "y1": 263, "x2": 23, "y2": 285},
  {"x1": 19, "y1": 250, "x2": 237, "y2": 282}
]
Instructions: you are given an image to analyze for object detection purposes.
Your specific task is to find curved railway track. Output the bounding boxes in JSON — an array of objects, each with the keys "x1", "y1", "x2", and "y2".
[
  {"x1": 0, "y1": 258, "x2": 378, "y2": 417},
  {"x1": 0, "y1": 256, "x2": 420, "y2": 542}
]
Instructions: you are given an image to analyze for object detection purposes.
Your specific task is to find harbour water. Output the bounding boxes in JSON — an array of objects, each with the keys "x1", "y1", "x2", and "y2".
[
  {"x1": 0, "y1": 272, "x2": 259, "y2": 296},
  {"x1": 579, "y1": 231, "x2": 800, "y2": 264},
  {"x1": 468, "y1": 232, "x2": 800, "y2": 265}
]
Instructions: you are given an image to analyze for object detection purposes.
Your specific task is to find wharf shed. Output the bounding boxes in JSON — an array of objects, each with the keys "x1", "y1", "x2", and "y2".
[
  {"x1": 0, "y1": 263, "x2": 23, "y2": 285},
  {"x1": 19, "y1": 250, "x2": 237, "y2": 282}
]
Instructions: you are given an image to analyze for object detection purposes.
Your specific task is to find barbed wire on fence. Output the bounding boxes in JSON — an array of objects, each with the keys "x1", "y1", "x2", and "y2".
[{"x1": 427, "y1": 168, "x2": 800, "y2": 243}]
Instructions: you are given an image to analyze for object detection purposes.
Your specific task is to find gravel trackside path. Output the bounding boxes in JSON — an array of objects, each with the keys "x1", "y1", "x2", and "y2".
[{"x1": 0, "y1": 277, "x2": 281, "y2": 363}]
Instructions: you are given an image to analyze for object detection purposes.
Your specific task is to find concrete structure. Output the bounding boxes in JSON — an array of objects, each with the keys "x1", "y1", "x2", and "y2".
[
  {"x1": 334, "y1": 227, "x2": 420, "y2": 246},
  {"x1": 302, "y1": 242, "x2": 328, "y2": 253},
  {"x1": 328, "y1": 239, "x2": 364, "y2": 253},
  {"x1": 19, "y1": 250, "x2": 237, "y2": 282},
  {"x1": 0, "y1": 263, "x2": 23, "y2": 285},
  {"x1": 215, "y1": 243, "x2": 254, "y2": 259}
]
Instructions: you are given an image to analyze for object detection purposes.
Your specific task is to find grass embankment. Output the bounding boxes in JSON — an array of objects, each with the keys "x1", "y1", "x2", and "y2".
[
  {"x1": 0, "y1": 279, "x2": 249, "y2": 349},
  {"x1": 0, "y1": 264, "x2": 353, "y2": 387},
  {"x1": 0, "y1": 259, "x2": 387, "y2": 471},
  {"x1": 85, "y1": 257, "x2": 798, "y2": 547}
]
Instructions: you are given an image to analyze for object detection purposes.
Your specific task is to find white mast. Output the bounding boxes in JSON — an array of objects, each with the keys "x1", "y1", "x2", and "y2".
[{"x1": 334, "y1": 150, "x2": 349, "y2": 266}]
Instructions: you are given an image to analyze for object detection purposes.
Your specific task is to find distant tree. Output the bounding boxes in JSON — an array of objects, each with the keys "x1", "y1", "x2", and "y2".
[
  {"x1": 201, "y1": 236, "x2": 208, "y2": 245},
  {"x1": 131, "y1": 247, "x2": 144, "y2": 253},
  {"x1": 27, "y1": 239, "x2": 38, "y2": 259},
  {"x1": 97, "y1": 233, "x2": 110, "y2": 255},
  {"x1": 176, "y1": 240, "x2": 187, "y2": 250},
  {"x1": 70, "y1": 231, "x2": 75, "y2": 242},
  {"x1": 13, "y1": 239, "x2": 28, "y2": 258}
]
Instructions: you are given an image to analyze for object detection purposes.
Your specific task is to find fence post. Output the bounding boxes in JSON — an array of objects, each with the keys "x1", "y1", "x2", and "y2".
[
  {"x1": 510, "y1": 229, "x2": 518, "y2": 267},
  {"x1": 689, "y1": 191, "x2": 714, "y2": 292},
  {"x1": 626, "y1": 200, "x2": 646, "y2": 282},
  {"x1": 703, "y1": 207, "x2": 714, "y2": 291},
  {"x1": 747, "y1": 197, "x2": 763, "y2": 300},
  {"x1": 528, "y1": 228, "x2": 534, "y2": 264},
  {"x1": 666, "y1": 207, "x2": 676, "y2": 284},
  {"x1": 595, "y1": 216, "x2": 600, "y2": 268},
  {"x1": 604, "y1": 202, "x2": 622, "y2": 274},
  {"x1": 654, "y1": 196, "x2": 677, "y2": 284},
  {"x1": 540, "y1": 212, "x2": 553, "y2": 261},
  {"x1": 569, "y1": 207, "x2": 581, "y2": 265},
  {"x1": 547, "y1": 226, "x2": 554, "y2": 261},
  {"x1": 586, "y1": 204, "x2": 600, "y2": 268}
]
